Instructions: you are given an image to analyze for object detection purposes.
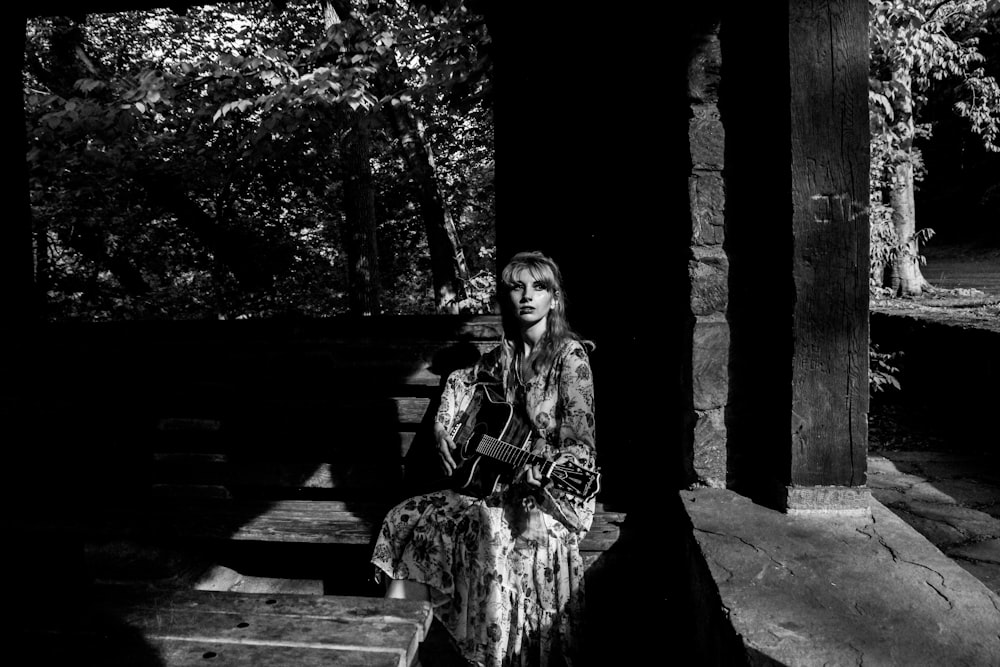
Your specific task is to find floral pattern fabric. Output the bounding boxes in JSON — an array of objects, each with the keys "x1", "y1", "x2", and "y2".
[{"x1": 371, "y1": 339, "x2": 597, "y2": 666}]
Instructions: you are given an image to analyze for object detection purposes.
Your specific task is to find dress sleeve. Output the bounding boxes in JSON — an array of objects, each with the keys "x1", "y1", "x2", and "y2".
[
  {"x1": 555, "y1": 342, "x2": 597, "y2": 468},
  {"x1": 435, "y1": 345, "x2": 504, "y2": 434},
  {"x1": 538, "y1": 341, "x2": 597, "y2": 535}
]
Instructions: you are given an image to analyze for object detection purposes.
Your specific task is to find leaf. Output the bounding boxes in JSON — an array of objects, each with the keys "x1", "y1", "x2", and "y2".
[{"x1": 76, "y1": 78, "x2": 104, "y2": 93}]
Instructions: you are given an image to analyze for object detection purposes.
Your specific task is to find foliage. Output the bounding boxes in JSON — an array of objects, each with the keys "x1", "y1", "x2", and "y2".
[
  {"x1": 870, "y1": 0, "x2": 1000, "y2": 150},
  {"x1": 868, "y1": 0, "x2": 1000, "y2": 289},
  {"x1": 869, "y1": 344, "x2": 902, "y2": 393},
  {"x1": 24, "y1": 1, "x2": 495, "y2": 321}
]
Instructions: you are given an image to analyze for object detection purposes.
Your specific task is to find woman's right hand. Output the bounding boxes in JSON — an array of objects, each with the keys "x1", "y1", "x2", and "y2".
[{"x1": 434, "y1": 424, "x2": 458, "y2": 476}]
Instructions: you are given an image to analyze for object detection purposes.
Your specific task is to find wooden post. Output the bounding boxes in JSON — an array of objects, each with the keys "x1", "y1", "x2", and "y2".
[
  {"x1": 723, "y1": 0, "x2": 869, "y2": 510},
  {"x1": 786, "y1": 0, "x2": 870, "y2": 510}
]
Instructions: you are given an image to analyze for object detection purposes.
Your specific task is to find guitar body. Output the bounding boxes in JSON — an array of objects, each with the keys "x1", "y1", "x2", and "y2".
[{"x1": 450, "y1": 384, "x2": 534, "y2": 498}]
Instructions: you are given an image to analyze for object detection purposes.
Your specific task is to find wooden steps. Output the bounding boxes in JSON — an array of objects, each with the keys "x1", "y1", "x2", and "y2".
[{"x1": 23, "y1": 314, "x2": 629, "y2": 663}]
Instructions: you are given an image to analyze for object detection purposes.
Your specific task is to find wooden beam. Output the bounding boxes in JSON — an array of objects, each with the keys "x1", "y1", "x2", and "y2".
[{"x1": 787, "y1": 0, "x2": 870, "y2": 492}]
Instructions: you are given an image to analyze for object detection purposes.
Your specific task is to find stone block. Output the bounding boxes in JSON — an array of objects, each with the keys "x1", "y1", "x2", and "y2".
[
  {"x1": 689, "y1": 104, "x2": 724, "y2": 169},
  {"x1": 688, "y1": 247, "x2": 729, "y2": 316},
  {"x1": 693, "y1": 407, "x2": 727, "y2": 486},
  {"x1": 687, "y1": 31, "x2": 721, "y2": 104},
  {"x1": 692, "y1": 318, "x2": 730, "y2": 410},
  {"x1": 689, "y1": 171, "x2": 725, "y2": 246}
]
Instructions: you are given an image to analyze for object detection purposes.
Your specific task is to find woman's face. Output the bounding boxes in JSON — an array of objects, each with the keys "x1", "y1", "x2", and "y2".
[{"x1": 507, "y1": 268, "x2": 556, "y2": 330}]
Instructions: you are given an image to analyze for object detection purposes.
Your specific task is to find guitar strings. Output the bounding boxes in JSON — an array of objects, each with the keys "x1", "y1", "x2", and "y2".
[{"x1": 476, "y1": 434, "x2": 535, "y2": 466}]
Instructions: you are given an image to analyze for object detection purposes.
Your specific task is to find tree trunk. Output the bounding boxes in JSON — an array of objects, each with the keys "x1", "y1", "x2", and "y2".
[
  {"x1": 388, "y1": 100, "x2": 469, "y2": 312},
  {"x1": 888, "y1": 66, "x2": 931, "y2": 296},
  {"x1": 324, "y1": 0, "x2": 381, "y2": 315},
  {"x1": 33, "y1": 216, "x2": 48, "y2": 320},
  {"x1": 134, "y1": 168, "x2": 285, "y2": 290},
  {"x1": 888, "y1": 159, "x2": 928, "y2": 295},
  {"x1": 341, "y1": 117, "x2": 381, "y2": 315},
  {"x1": 341, "y1": 0, "x2": 469, "y2": 313}
]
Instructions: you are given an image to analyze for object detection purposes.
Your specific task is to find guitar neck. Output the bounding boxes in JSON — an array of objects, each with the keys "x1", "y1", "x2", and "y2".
[
  {"x1": 474, "y1": 434, "x2": 544, "y2": 469},
  {"x1": 469, "y1": 424, "x2": 600, "y2": 501}
]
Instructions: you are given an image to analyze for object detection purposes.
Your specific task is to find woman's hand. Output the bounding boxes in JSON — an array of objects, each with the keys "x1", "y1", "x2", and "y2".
[
  {"x1": 524, "y1": 451, "x2": 577, "y2": 488},
  {"x1": 434, "y1": 423, "x2": 458, "y2": 476}
]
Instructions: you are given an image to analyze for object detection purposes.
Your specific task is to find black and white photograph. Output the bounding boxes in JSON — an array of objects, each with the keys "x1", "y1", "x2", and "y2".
[{"x1": 8, "y1": 1, "x2": 1000, "y2": 665}]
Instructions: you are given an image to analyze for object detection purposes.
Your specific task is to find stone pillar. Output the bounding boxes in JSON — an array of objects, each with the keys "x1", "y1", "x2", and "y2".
[
  {"x1": 685, "y1": 22, "x2": 730, "y2": 487},
  {"x1": 717, "y1": 0, "x2": 870, "y2": 511}
]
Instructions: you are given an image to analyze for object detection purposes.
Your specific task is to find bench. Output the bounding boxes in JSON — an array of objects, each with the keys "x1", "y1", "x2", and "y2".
[{"x1": 23, "y1": 314, "x2": 625, "y2": 598}]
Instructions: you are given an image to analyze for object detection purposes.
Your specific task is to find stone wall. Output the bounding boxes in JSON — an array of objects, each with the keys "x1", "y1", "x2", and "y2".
[{"x1": 684, "y1": 22, "x2": 729, "y2": 487}]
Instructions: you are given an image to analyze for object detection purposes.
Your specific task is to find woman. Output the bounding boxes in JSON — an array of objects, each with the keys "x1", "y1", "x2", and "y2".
[{"x1": 370, "y1": 250, "x2": 597, "y2": 667}]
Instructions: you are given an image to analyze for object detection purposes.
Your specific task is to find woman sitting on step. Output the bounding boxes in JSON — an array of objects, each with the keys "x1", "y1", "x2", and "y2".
[{"x1": 370, "y1": 250, "x2": 598, "y2": 667}]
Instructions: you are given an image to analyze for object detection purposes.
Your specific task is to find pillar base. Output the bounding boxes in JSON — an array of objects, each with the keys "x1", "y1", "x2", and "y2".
[{"x1": 785, "y1": 486, "x2": 872, "y2": 515}]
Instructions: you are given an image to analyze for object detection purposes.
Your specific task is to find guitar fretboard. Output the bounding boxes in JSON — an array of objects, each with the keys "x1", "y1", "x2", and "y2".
[{"x1": 475, "y1": 434, "x2": 542, "y2": 468}]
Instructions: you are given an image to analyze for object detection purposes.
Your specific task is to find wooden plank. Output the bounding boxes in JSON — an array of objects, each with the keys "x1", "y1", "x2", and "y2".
[
  {"x1": 94, "y1": 587, "x2": 434, "y2": 636},
  {"x1": 27, "y1": 634, "x2": 404, "y2": 667},
  {"x1": 152, "y1": 500, "x2": 619, "y2": 551},
  {"x1": 581, "y1": 509, "x2": 627, "y2": 552},
  {"x1": 190, "y1": 565, "x2": 324, "y2": 595},
  {"x1": 152, "y1": 459, "x2": 411, "y2": 494},
  {"x1": 24, "y1": 498, "x2": 624, "y2": 550},
  {"x1": 101, "y1": 587, "x2": 432, "y2": 667},
  {"x1": 155, "y1": 397, "x2": 433, "y2": 433},
  {"x1": 140, "y1": 499, "x2": 385, "y2": 545},
  {"x1": 148, "y1": 399, "x2": 434, "y2": 450},
  {"x1": 147, "y1": 639, "x2": 405, "y2": 667},
  {"x1": 118, "y1": 607, "x2": 421, "y2": 665},
  {"x1": 24, "y1": 587, "x2": 433, "y2": 667},
  {"x1": 43, "y1": 338, "x2": 497, "y2": 389}
]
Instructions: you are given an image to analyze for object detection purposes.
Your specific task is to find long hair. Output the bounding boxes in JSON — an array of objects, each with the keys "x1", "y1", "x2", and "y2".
[{"x1": 499, "y1": 251, "x2": 592, "y2": 377}]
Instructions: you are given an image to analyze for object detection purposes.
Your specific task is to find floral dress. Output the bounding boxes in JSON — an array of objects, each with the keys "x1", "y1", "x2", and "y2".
[{"x1": 370, "y1": 338, "x2": 597, "y2": 667}]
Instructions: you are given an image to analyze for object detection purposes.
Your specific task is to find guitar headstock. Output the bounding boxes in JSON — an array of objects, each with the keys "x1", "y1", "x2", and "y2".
[{"x1": 546, "y1": 460, "x2": 601, "y2": 501}]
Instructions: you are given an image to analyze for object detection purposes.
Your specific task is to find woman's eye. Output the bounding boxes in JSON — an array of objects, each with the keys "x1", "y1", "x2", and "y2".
[{"x1": 533, "y1": 283, "x2": 547, "y2": 291}]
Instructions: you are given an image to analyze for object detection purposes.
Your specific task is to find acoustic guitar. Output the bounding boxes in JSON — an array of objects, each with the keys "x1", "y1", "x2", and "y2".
[{"x1": 447, "y1": 383, "x2": 601, "y2": 501}]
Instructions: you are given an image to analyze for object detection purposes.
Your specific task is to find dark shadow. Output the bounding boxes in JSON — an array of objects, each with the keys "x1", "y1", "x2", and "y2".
[
  {"x1": 13, "y1": 539, "x2": 166, "y2": 667},
  {"x1": 400, "y1": 339, "x2": 485, "y2": 498},
  {"x1": 581, "y1": 509, "x2": 672, "y2": 665},
  {"x1": 23, "y1": 314, "x2": 503, "y2": 644},
  {"x1": 870, "y1": 312, "x2": 999, "y2": 448},
  {"x1": 720, "y1": 3, "x2": 794, "y2": 509}
]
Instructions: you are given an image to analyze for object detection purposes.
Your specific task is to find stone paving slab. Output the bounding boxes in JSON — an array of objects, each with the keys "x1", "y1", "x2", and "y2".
[
  {"x1": 868, "y1": 453, "x2": 1000, "y2": 597},
  {"x1": 683, "y1": 487, "x2": 1000, "y2": 666}
]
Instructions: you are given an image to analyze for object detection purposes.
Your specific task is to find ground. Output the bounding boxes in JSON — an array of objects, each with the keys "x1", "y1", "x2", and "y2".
[
  {"x1": 870, "y1": 241, "x2": 1000, "y2": 333},
  {"x1": 870, "y1": 288, "x2": 999, "y2": 333},
  {"x1": 866, "y1": 244, "x2": 1000, "y2": 598},
  {"x1": 869, "y1": 242, "x2": 999, "y2": 450}
]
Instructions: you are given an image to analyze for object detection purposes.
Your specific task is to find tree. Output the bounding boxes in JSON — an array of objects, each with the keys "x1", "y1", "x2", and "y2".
[
  {"x1": 322, "y1": 1, "x2": 381, "y2": 315},
  {"x1": 869, "y1": 0, "x2": 1000, "y2": 295},
  {"x1": 24, "y1": 1, "x2": 495, "y2": 320},
  {"x1": 324, "y1": 0, "x2": 484, "y2": 313}
]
